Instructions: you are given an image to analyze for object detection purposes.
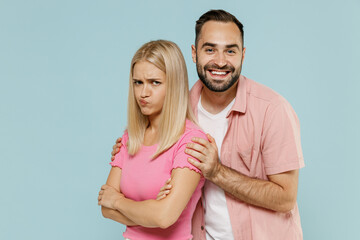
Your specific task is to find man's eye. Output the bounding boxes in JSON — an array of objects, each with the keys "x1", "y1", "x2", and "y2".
[
  {"x1": 227, "y1": 50, "x2": 236, "y2": 54},
  {"x1": 205, "y1": 48, "x2": 214, "y2": 53}
]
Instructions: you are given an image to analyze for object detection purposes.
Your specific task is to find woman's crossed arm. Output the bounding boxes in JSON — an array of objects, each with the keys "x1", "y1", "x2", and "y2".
[{"x1": 98, "y1": 166, "x2": 201, "y2": 228}]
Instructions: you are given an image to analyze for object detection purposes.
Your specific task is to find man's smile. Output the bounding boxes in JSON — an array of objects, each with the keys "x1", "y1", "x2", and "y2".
[{"x1": 208, "y1": 69, "x2": 231, "y2": 79}]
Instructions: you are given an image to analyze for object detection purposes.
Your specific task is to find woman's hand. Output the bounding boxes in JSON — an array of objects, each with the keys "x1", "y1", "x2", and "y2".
[
  {"x1": 156, "y1": 178, "x2": 172, "y2": 200},
  {"x1": 111, "y1": 137, "x2": 122, "y2": 161},
  {"x1": 98, "y1": 184, "x2": 124, "y2": 209}
]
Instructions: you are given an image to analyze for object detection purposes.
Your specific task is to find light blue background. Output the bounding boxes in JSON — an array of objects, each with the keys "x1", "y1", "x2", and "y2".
[{"x1": 1, "y1": 0, "x2": 359, "y2": 239}]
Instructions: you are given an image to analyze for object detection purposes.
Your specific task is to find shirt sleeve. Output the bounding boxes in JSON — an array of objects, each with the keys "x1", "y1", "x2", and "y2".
[
  {"x1": 261, "y1": 100, "x2": 305, "y2": 175},
  {"x1": 110, "y1": 132, "x2": 128, "y2": 169},
  {"x1": 172, "y1": 129, "x2": 207, "y2": 174}
]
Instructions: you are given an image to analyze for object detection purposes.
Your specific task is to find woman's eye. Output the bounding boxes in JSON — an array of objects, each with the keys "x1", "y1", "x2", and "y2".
[
  {"x1": 133, "y1": 80, "x2": 142, "y2": 85},
  {"x1": 153, "y1": 81, "x2": 161, "y2": 85}
]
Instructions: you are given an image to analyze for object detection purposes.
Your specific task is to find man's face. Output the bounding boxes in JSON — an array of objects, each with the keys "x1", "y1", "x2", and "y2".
[{"x1": 192, "y1": 21, "x2": 245, "y2": 92}]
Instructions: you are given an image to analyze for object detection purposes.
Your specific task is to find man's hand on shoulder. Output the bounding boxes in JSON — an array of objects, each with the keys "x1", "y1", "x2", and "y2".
[
  {"x1": 185, "y1": 133, "x2": 221, "y2": 181},
  {"x1": 111, "y1": 137, "x2": 122, "y2": 161}
]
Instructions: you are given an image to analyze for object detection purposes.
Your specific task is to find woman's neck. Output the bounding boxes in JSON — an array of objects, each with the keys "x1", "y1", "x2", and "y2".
[{"x1": 143, "y1": 115, "x2": 160, "y2": 146}]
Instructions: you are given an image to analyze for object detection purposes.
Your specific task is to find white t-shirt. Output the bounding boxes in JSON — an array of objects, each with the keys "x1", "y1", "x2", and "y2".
[{"x1": 197, "y1": 96, "x2": 235, "y2": 240}]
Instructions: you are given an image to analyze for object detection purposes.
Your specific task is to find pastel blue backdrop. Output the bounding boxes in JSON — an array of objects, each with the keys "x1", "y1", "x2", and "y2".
[{"x1": 1, "y1": 0, "x2": 359, "y2": 239}]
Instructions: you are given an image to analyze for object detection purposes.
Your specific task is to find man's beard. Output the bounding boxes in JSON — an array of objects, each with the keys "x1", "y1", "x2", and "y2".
[{"x1": 196, "y1": 61, "x2": 241, "y2": 92}]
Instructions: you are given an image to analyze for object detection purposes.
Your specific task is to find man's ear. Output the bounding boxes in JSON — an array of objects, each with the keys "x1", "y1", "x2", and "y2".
[
  {"x1": 191, "y1": 45, "x2": 197, "y2": 63},
  {"x1": 241, "y1": 47, "x2": 246, "y2": 64}
]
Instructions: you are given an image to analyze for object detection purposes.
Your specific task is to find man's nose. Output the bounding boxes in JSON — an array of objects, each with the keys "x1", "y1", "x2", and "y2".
[{"x1": 214, "y1": 52, "x2": 227, "y2": 68}]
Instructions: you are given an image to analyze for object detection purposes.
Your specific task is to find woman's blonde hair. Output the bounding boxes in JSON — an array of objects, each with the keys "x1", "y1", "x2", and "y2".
[{"x1": 127, "y1": 40, "x2": 196, "y2": 158}]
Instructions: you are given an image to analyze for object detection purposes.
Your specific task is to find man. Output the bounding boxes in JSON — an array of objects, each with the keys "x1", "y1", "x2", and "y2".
[{"x1": 112, "y1": 9, "x2": 304, "y2": 240}]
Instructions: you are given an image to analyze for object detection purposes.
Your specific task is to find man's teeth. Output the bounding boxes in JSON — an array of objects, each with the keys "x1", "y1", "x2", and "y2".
[{"x1": 211, "y1": 71, "x2": 227, "y2": 75}]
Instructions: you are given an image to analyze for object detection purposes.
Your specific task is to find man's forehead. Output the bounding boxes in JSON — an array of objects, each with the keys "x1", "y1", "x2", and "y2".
[{"x1": 198, "y1": 21, "x2": 242, "y2": 46}]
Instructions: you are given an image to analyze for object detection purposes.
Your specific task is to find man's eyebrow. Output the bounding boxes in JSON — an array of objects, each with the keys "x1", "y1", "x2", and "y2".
[
  {"x1": 201, "y1": 42, "x2": 241, "y2": 50},
  {"x1": 201, "y1": 42, "x2": 217, "y2": 49},
  {"x1": 226, "y1": 44, "x2": 241, "y2": 50}
]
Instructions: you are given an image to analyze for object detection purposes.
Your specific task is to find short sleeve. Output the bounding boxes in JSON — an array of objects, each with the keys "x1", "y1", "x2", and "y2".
[
  {"x1": 109, "y1": 132, "x2": 129, "y2": 169},
  {"x1": 172, "y1": 129, "x2": 207, "y2": 174},
  {"x1": 261, "y1": 100, "x2": 305, "y2": 175}
]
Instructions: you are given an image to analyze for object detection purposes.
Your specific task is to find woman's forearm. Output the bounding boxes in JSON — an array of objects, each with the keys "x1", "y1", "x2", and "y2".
[
  {"x1": 113, "y1": 168, "x2": 202, "y2": 229},
  {"x1": 101, "y1": 206, "x2": 137, "y2": 226},
  {"x1": 114, "y1": 197, "x2": 174, "y2": 229}
]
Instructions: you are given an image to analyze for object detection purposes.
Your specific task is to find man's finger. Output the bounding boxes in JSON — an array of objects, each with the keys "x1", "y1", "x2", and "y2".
[
  {"x1": 191, "y1": 137, "x2": 211, "y2": 147},
  {"x1": 206, "y1": 133, "x2": 218, "y2": 149},
  {"x1": 188, "y1": 158, "x2": 202, "y2": 169},
  {"x1": 111, "y1": 148, "x2": 120, "y2": 158},
  {"x1": 206, "y1": 133, "x2": 216, "y2": 143},
  {"x1": 185, "y1": 148, "x2": 205, "y2": 162},
  {"x1": 186, "y1": 142, "x2": 207, "y2": 154}
]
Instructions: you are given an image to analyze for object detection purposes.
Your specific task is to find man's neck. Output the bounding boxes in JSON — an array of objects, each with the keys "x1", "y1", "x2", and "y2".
[{"x1": 200, "y1": 81, "x2": 238, "y2": 114}]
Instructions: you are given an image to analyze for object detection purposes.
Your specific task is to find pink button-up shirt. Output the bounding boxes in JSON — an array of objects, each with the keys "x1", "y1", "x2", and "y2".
[{"x1": 190, "y1": 75, "x2": 305, "y2": 240}]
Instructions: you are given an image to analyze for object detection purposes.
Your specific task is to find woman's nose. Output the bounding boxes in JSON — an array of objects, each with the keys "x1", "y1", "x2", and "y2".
[{"x1": 140, "y1": 84, "x2": 150, "y2": 97}]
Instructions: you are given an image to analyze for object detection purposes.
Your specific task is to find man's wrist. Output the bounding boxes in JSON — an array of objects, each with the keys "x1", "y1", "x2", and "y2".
[{"x1": 209, "y1": 162, "x2": 223, "y2": 183}]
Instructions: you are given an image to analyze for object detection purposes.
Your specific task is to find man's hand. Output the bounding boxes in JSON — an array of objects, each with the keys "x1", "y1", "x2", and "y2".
[
  {"x1": 98, "y1": 184, "x2": 124, "y2": 209},
  {"x1": 185, "y1": 134, "x2": 220, "y2": 180},
  {"x1": 111, "y1": 137, "x2": 122, "y2": 161},
  {"x1": 185, "y1": 135, "x2": 300, "y2": 212},
  {"x1": 156, "y1": 178, "x2": 172, "y2": 200}
]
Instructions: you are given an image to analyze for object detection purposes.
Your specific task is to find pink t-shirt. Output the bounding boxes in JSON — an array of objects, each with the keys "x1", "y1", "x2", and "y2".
[{"x1": 110, "y1": 120, "x2": 206, "y2": 240}]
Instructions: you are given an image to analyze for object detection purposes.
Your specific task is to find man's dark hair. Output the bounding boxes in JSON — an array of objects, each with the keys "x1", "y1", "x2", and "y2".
[{"x1": 195, "y1": 9, "x2": 244, "y2": 48}]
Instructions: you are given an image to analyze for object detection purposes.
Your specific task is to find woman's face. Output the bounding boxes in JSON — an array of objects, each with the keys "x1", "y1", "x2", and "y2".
[{"x1": 132, "y1": 61, "x2": 166, "y2": 119}]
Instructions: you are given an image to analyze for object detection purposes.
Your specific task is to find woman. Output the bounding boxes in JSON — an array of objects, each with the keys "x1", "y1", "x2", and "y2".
[{"x1": 98, "y1": 40, "x2": 206, "y2": 240}]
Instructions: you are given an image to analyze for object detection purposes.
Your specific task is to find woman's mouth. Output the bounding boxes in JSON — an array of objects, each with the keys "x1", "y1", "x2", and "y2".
[{"x1": 139, "y1": 99, "x2": 148, "y2": 106}]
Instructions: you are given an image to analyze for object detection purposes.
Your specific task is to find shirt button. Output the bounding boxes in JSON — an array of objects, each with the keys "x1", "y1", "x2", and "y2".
[{"x1": 201, "y1": 226, "x2": 204, "y2": 230}]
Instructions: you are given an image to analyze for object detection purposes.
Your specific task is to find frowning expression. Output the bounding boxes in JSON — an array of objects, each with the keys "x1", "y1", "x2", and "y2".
[{"x1": 133, "y1": 61, "x2": 166, "y2": 118}]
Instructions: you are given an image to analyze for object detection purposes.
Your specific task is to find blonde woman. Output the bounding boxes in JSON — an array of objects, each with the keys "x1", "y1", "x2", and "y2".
[{"x1": 98, "y1": 40, "x2": 206, "y2": 240}]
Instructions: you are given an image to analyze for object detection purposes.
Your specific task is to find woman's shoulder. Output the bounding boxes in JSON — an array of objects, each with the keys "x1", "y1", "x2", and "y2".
[
  {"x1": 121, "y1": 130, "x2": 129, "y2": 145},
  {"x1": 182, "y1": 120, "x2": 207, "y2": 140}
]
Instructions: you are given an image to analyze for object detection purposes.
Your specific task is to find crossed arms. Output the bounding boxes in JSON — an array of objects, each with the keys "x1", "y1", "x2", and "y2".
[{"x1": 98, "y1": 166, "x2": 201, "y2": 228}]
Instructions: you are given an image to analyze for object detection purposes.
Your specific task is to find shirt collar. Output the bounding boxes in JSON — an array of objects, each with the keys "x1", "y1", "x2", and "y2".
[{"x1": 228, "y1": 75, "x2": 247, "y2": 115}]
